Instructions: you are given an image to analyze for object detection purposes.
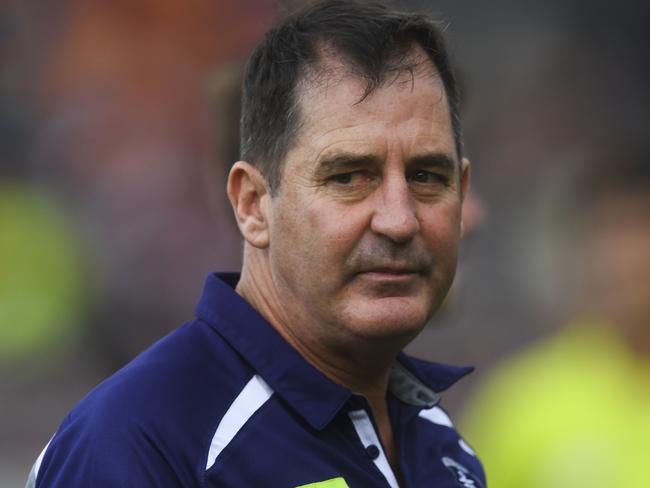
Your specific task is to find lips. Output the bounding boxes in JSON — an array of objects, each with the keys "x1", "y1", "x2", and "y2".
[
  {"x1": 365, "y1": 268, "x2": 418, "y2": 275},
  {"x1": 353, "y1": 268, "x2": 423, "y2": 292},
  {"x1": 355, "y1": 266, "x2": 424, "y2": 284},
  {"x1": 356, "y1": 264, "x2": 423, "y2": 275}
]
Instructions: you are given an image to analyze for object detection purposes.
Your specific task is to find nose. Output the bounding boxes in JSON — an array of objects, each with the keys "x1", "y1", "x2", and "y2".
[{"x1": 370, "y1": 172, "x2": 420, "y2": 243}]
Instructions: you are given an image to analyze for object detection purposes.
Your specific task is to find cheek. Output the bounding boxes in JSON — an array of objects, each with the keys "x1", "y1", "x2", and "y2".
[
  {"x1": 305, "y1": 204, "x2": 369, "y2": 257},
  {"x1": 273, "y1": 203, "x2": 352, "y2": 280},
  {"x1": 419, "y1": 204, "x2": 462, "y2": 249}
]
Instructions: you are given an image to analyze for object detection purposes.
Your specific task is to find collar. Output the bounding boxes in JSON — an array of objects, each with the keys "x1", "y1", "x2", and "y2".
[{"x1": 195, "y1": 273, "x2": 473, "y2": 430}]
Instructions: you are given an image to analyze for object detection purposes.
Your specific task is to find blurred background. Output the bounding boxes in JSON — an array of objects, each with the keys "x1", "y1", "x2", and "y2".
[{"x1": 1, "y1": 0, "x2": 648, "y2": 485}]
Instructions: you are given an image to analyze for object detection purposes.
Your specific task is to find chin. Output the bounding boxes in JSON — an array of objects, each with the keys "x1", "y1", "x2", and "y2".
[{"x1": 341, "y1": 297, "x2": 432, "y2": 341}]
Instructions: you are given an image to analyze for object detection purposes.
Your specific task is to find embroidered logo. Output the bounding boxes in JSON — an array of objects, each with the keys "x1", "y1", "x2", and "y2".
[{"x1": 442, "y1": 457, "x2": 484, "y2": 488}]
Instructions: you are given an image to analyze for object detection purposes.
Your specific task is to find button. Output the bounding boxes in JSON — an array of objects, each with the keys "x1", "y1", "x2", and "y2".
[{"x1": 365, "y1": 444, "x2": 380, "y2": 460}]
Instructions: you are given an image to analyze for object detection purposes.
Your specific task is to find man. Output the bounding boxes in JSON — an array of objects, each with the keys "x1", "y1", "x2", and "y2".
[{"x1": 29, "y1": 1, "x2": 485, "y2": 486}]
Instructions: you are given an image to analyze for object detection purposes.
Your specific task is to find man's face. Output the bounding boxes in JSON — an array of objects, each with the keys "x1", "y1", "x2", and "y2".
[{"x1": 265, "y1": 57, "x2": 468, "y2": 351}]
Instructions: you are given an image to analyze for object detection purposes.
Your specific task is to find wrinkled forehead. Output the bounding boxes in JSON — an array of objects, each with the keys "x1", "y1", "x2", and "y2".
[
  {"x1": 297, "y1": 45, "x2": 443, "y2": 105},
  {"x1": 291, "y1": 53, "x2": 448, "y2": 149}
]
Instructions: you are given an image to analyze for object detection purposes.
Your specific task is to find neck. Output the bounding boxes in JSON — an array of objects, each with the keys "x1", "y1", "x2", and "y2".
[
  {"x1": 237, "y1": 246, "x2": 403, "y2": 476},
  {"x1": 236, "y1": 246, "x2": 401, "y2": 398}
]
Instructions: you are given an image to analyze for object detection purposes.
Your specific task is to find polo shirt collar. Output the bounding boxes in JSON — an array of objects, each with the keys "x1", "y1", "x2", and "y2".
[
  {"x1": 391, "y1": 353, "x2": 473, "y2": 407},
  {"x1": 195, "y1": 273, "x2": 472, "y2": 429}
]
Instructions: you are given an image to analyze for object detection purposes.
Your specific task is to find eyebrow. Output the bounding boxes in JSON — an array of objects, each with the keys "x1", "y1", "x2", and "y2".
[
  {"x1": 407, "y1": 153, "x2": 457, "y2": 174},
  {"x1": 315, "y1": 151, "x2": 457, "y2": 175},
  {"x1": 314, "y1": 153, "x2": 381, "y2": 175}
]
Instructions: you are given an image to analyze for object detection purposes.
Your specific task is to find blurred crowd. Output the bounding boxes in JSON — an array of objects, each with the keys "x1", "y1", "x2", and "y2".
[{"x1": 1, "y1": 0, "x2": 648, "y2": 485}]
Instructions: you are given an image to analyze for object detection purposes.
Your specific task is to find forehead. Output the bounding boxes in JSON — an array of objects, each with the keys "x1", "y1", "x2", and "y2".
[{"x1": 289, "y1": 54, "x2": 455, "y2": 165}]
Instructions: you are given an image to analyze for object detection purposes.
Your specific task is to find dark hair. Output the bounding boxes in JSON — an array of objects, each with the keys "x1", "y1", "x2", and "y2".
[{"x1": 240, "y1": 0, "x2": 462, "y2": 193}]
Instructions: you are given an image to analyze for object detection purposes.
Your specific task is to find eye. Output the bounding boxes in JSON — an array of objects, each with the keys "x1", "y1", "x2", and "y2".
[
  {"x1": 411, "y1": 170, "x2": 432, "y2": 183},
  {"x1": 325, "y1": 171, "x2": 377, "y2": 197},
  {"x1": 329, "y1": 171, "x2": 372, "y2": 186},
  {"x1": 331, "y1": 172, "x2": 354, "y2": 184},
  {"x1": 408, "y1": 170, "x2": 448, "y2": 185}
]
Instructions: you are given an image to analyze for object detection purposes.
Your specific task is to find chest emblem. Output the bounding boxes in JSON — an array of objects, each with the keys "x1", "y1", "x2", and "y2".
[{"x1": 442, "y1": 457, "x2": 484, "y2": 488}]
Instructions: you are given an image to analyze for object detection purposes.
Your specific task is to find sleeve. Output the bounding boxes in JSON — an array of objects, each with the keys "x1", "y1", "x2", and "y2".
[{"x1": 31, "y1": 410, "x2": 189, "y2": 488}]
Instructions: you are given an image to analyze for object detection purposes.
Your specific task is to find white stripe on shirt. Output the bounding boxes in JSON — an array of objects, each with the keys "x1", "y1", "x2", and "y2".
[
  {"x1": 206, "y1": 374, "x2": 274, "y2": 470},
  {"x1": 418, "y1": 405, "x2": 454, "y2": 428}
]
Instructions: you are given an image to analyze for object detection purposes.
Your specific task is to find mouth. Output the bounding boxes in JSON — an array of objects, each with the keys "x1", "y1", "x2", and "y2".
[{"x1": 357, "y1": 266, "x2": 423, "y2": 282}]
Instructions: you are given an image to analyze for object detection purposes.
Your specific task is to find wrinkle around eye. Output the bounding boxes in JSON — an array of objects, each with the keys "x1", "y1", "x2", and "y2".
[
  {"x1": 329, "y1": 170, "x2": 377, "y2": 186},
  {"x1": 405, "y1": 171, "x2": 457, "y2": 200},
  {"x1": 322, "y1": 171, "x2": 380, "y2": 199},
  {"x1": 407, "y1": 170, "x2": 450, "y2": 185}
]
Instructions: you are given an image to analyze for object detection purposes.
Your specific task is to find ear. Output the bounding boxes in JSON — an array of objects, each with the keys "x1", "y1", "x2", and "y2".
[
  {"x1": 460, "y1": 157, "x2": 471, "y2": 238},
  {"x1": 460, "y1": 157, "x2": 471, "y2": 200},
  {"x1": 227, "y1": 161, "x2": 271, "y2": 248}
]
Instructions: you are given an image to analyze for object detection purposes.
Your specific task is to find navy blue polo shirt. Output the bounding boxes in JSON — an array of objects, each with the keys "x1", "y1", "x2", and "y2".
[{"x1": 30, "y1": 273, "x2": 485, "y2": 488}]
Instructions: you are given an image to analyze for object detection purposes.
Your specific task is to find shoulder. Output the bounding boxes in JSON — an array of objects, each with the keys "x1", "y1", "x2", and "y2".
[
  {"x1": 35, "y1": 320, "x2": 254, "y2": 487},
  {"x1": 416, "y1": 403, "x2": 486, "y2": 487},
  {"x1": 392, "y1": 354, "x2": 486, "y2": 486}
]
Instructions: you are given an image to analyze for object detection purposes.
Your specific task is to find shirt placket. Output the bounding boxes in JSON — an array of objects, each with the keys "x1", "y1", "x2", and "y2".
[{"x1": 346, "y1": 399, "x2": 401, "y2": 488}]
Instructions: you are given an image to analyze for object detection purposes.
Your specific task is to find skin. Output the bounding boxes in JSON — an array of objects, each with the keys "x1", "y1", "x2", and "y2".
[{"x1": 228, "y1": 51, "x2": 469, "y2": 473}]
